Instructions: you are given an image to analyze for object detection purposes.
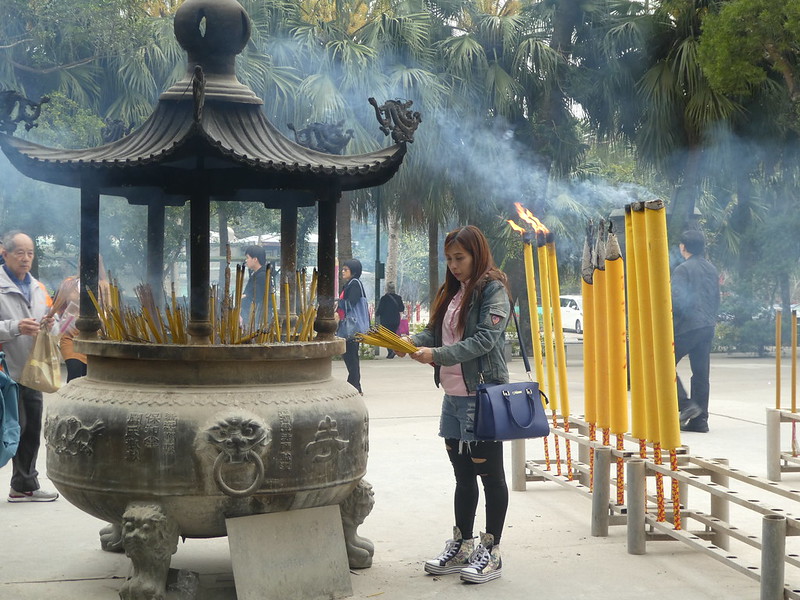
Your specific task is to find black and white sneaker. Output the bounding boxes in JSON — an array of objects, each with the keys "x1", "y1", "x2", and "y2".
[
  {"x1": 424, "y1": 527, "x2": 474, "y2": 575},
  {"x1": 460, "y1": 532, "x2": 502, "y2": 584}
]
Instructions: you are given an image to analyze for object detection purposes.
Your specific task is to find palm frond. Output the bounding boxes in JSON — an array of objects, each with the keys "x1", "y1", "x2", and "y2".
[
  {"x1": 437, "y1": 34, "x2": 488, "y2": 78},
  {"x1": 484, "y1": 61, "x2": 522, "y2": 116},
  {"x1": 297, "y1": 73, "x2": 349, "y2": 119}
]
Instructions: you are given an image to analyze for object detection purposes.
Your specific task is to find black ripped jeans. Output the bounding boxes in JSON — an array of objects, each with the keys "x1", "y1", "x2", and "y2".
[{"x1": 445, "y1": 438, "x2": 508, "y2": 545}]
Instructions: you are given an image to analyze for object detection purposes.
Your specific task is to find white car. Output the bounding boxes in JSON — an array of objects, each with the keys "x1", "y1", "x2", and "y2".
[{"x1": 559, "y1": 295, "x2": 583, "y2": 334}]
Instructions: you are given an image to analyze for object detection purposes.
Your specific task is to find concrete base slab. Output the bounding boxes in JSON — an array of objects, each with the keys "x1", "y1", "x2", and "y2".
[{"x1": 226, "y1": 505, "x2": 352, "y2": 600}]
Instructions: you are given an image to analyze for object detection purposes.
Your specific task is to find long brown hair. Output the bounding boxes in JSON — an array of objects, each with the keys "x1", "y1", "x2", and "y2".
[{"x1": 429, "y1": 225, "x2": 509, "y2": 333}]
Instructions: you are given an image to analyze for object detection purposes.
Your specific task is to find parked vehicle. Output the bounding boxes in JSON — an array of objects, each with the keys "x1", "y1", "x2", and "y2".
[
  {"x1": 537, "y1": 295, "x2": 583, "y2": 333},
  {"x1": 559, "y1": 295, "x2": 583, "y2": 333}
]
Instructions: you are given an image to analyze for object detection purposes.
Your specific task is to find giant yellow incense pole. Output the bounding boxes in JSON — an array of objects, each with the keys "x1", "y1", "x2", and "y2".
[
  {"x1": 605, "y1": 230, "x2": 628, "y2": 505},
  {"x1": 643, "y1": 201, "x2": 680, "y2": 450},
  {"x1": 625, "y1": 207, "x2": 647, "y2": 457},
  {"x1": 547, "y1": 231, "x2": 572, "y2": 479},
  {"x1": 581, "y1": 233, "x2": 597, "y2": 428},
  {"x1": 508, "y1": 217, "x2": 550, "y2": 479},
  {"x1": 547, "y1": 232, "x2": 570, "y2": 419},
  {"x1": 508, "y1": 218, "x2": 546, "y2": 386},
  {"x1": 525, "y1": 232, "x2": 550, "y2": 470},
  {"x1": 537, "y1": 230, "x2": 562, "y2": 475},
  {"x1": 631, "y1": 204, "x2": 659, "y2": 447},
  {"x1": 605, "y1": 231, "x2": 628, "y2": 436},
  {"x1": 537, "y1": 231, "x2": 559, "y2": 415},
  {"x1": 644, "y1": 199, "x2": 682, "y2": 530},
  {"x1": 524, "y1": 234, "x2": 546, "y2": 386},
  {"x1": 592, "y1": 225, "x2": 610, "y2": 440},
  {"x1": 581, "y1": 231, "x2": 598, "y2": 487}
]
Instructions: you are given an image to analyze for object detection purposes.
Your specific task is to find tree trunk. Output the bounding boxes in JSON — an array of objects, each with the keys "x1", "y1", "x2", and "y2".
[
  {"x1": 667, "y1": 145, "x2": 703, "y2": 237},
  {"x1": 542, "y1": 0, "x2": 581, "y2": 183},
  {"x1": 336, "y1": 193, "x2": 353, "y2": 266},
  {"x1": 427, "y1": 218, "x2": 439, "y2": 310},
  {"x1": 385, "y1": 212, "x2": 400, "y2": 291}
]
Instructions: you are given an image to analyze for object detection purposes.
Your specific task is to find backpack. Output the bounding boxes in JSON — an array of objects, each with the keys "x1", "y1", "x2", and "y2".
[{"x1": 0, "y1": 352, "x2": 20, "y2": 468}]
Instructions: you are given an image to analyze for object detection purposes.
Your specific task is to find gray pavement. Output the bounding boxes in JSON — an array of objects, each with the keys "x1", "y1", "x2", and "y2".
[{"x1": 1, "y1": 346, "x2": 794, "y2": 599}]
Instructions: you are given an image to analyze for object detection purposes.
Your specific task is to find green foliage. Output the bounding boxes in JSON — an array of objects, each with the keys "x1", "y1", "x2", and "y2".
[
  {"x1": 22, "y1": 93, "x2": 105, "y2": 148},
  {"x1": 713, "y1": 319, "x2": 774, "y2": 356},
  {"x1": 698, "y1": 0, "x2": 800, "y2": 97}
]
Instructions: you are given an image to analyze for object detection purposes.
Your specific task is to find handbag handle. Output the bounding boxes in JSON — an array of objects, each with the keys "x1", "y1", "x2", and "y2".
[{"x1": 502, "y1": 387, "x2": 537, "y2": 428}]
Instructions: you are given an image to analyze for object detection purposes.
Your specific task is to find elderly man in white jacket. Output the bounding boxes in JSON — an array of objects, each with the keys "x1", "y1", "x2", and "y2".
[{"x1": 0, "y1": 231, "x2": 58, "y2": 502}]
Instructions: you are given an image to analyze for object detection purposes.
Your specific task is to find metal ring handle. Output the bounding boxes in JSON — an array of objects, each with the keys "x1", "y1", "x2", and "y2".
[{"x1": 212, "y1": 450, "x2": 265, "y2": 497}]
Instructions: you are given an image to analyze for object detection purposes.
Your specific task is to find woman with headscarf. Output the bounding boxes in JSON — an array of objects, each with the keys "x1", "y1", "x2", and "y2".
[{"x1": 337, "y1": 258, "x2": 367, "y2": 394}]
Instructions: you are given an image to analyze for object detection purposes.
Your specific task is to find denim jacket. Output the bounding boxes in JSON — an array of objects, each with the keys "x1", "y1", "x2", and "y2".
[{"x1": 411, "y1": 278, "x2": 510, "y2": 393}]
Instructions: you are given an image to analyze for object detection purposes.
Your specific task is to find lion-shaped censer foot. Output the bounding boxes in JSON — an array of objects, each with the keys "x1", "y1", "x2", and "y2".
[
  {"x1": 118, "y1": 503, "x2": 179, "y2": 600},
  {"x1": 340, "y1": 479, "x2": 375, "y2": 569}
]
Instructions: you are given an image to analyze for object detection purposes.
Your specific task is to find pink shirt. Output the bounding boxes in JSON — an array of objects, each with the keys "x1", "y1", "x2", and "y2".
[{"x1": 440, "y1": 284, "x2": 469, "y2": 396}]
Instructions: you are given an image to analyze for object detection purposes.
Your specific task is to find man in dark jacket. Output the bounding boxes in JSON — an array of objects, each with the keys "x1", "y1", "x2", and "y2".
[
  {"x1": 375, "y1": 283, "x2": 405, "y2": 358},
  {"x1": 241, "y1": 245, "x2": 270, "y2": 329},
  {"x1": 672, "y1": 230, "x2": 720, "y2": 433}
]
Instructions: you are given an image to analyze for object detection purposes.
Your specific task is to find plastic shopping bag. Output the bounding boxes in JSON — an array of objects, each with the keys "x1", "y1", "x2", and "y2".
[{"x1": 19, "y1": 331, "x2": 61, "y2": 393}]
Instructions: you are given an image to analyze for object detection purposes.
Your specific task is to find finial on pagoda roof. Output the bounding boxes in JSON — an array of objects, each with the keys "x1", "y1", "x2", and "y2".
[
  {"x1": 160, "y1": 0, "x2": 261, "y2": 105},
  {"x1": 174, "y1": 0, "x2": 250, "y2": 75},
  {"x1": 369, "y1": 98, "x2": 422, "y2": 144}
]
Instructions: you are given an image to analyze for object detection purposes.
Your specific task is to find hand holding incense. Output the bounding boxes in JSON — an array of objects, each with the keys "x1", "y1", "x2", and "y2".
[{"x1": 356, "y1": 325, "x2": 418, "y2": 354}]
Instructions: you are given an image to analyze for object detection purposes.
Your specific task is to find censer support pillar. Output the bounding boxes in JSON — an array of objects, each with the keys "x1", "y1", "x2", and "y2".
[
  {"x1": 146, "y1": 200, "x2": 166, "y2": 307},
  {"x1": 227, "y1": 505, "x2": 352, "y2": 600},
  {"x1": 77, "y1": 181, "x2": 101, "y2": 338},
  {"x1": 188, "y1": 192, "x2": 212, "y2": 344},
  {"x1": 315, "y1": 191, "x2": 339, "y2": 340},
  {"x1": 281, "y1": 206, "x2": 298, "y2": 330}
]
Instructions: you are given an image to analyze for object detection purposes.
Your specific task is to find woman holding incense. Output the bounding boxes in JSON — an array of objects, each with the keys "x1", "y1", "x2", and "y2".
[
  {"x1": 402, "y1": 225, "x2": 511, "y2": 584},
  {"x1": 337, "y1": 258, "x2": 367, "y2": 394}
]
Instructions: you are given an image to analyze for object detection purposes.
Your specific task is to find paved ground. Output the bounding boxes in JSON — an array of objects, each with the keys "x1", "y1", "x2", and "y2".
[{"x1": 1, "y1": 343, "x2": 798, "y2": 599}]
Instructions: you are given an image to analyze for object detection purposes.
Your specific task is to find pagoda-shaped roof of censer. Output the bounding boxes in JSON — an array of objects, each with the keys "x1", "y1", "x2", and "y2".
[{"x1": 0, "y1": 0, "x2": 419, "y2": 204}]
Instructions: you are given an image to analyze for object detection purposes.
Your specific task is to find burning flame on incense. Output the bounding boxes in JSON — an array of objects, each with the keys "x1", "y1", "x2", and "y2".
[
  {"x1": 514, "y1": 202, "x2": 548, "y2": 234},
  {"x1": 507, "y1": 219, "x2": 525, "y2": 234}
]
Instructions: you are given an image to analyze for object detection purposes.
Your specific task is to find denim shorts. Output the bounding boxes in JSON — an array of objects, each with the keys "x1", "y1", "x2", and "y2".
[{"x1": 439, "y1": 393, "x2": 477, "y2": 441}]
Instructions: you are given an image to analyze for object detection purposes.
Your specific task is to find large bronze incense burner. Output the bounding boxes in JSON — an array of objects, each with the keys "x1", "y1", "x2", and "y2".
[
  {"x1": 47, "y1": 340, "x2": 365, "y2": 537},
  {"x1": 0, "y1": 0, "x2": 419, "y2": 597}
]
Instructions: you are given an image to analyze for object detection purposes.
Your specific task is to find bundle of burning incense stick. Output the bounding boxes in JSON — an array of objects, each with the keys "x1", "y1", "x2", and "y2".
[
  {"x1": 86, "y1": 265, "x2": 321, "y2": 345},
  {"x1": 357, "y1": 325, "x2": 418, "y2": 354}
]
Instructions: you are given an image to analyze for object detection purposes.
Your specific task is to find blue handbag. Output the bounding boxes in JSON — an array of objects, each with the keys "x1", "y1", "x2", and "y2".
[
  {"x1": 474, "y1": 380, "x2": 549, "y2": 440},
  {"x1": 473, "y1": 305, "x2": 549, "y2": 441},
  {"x1": 337, "y1": 279, "x2": 371, "y2": 340}
]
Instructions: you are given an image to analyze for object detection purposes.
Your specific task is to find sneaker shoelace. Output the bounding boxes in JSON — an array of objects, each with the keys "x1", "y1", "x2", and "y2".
[
  {"x1": 438, "y1": 540, "x2": 461, "y2": 562},
  {"x1": 468, "y1": 544, "x2": 490, "y2": 569}
]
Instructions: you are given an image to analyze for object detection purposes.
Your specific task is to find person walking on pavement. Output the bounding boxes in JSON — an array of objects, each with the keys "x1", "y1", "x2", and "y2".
[
  {"x1": 399, "y1": 225, "x2": 511, "y2": 584},
  {"x1": 337, "y1": 259, "x2": 367, "y2": 394},
  {"x1": 672, "y1": 229, "x2": 720, "y2": 433},
  {"x1": 375, "y1": 283, "x2": 405, "y2": 358},
  {"x1": 0, "y1": 231, "x2": 58, "y2": 502}
]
